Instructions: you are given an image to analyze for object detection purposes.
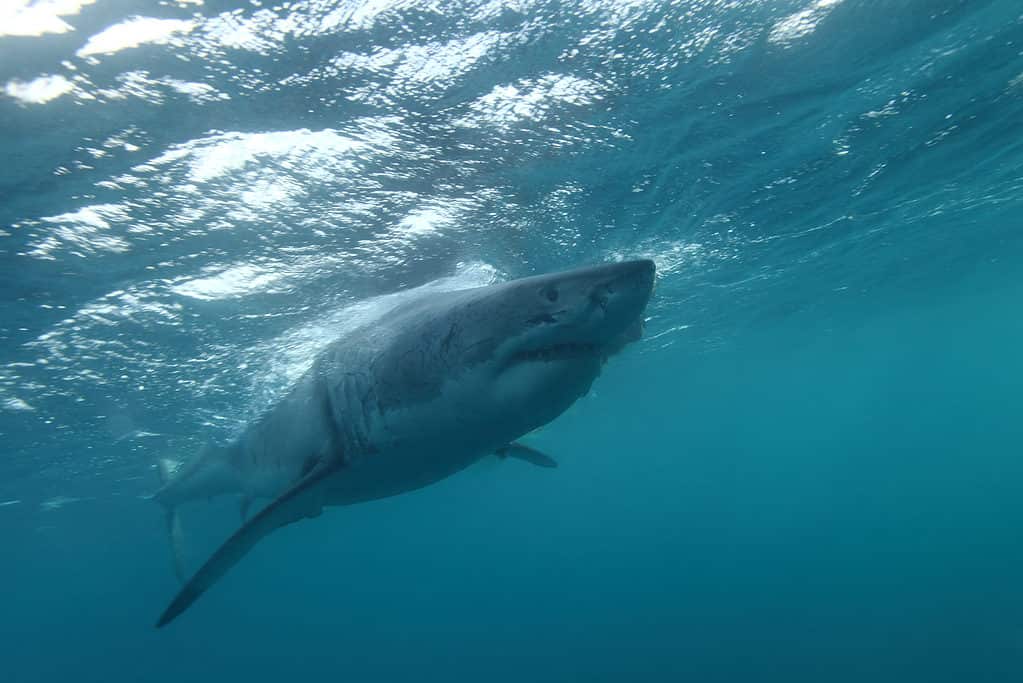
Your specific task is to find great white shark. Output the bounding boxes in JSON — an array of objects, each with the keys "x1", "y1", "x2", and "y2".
[{"x1": 154, "y1": 259, "x2": 655, "y2": 627}]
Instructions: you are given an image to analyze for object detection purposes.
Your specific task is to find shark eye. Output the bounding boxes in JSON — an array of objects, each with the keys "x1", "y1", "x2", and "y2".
[{"x1": 544, "y1": 287, "x2": 559, "y2": 303}]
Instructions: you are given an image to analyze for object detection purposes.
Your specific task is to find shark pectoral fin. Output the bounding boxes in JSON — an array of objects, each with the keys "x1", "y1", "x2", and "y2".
[
  {"x1": 495, "y1": 442, "x2": 558, "y2": 468},
  {"x1": 156, "y1": 458, "x2": 339, "y2": 628}
]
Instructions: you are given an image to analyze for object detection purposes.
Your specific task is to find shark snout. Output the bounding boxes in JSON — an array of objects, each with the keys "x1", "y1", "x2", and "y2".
[
  {"x1": 609, "y1": 258, "x2": 656, "y2": 295},
  {"x1": 527, "y1": 259, "x2": 655, "y2": 354},
  {"x1": 589, "y1": 259, "x2": 655, "y2": 331},
  {"x1": 497, "y1": 259, "x2": 656, "y2": 363}
]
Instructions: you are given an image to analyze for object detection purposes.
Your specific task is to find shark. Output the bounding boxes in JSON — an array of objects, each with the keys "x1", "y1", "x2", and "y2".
[{"x1": 153, "y1": 259, "x2": 655, "y2": 627}]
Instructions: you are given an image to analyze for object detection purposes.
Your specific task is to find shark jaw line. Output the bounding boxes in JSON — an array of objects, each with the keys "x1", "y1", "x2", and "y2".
[{"x1": 509, "y1": 342, "x2": 604, "y2": 365}]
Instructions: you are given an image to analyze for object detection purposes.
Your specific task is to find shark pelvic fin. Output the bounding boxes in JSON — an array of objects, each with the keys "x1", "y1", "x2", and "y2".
[
  {"x1": 156, "y1": 456, "x2": 339, "y2": 628},
  {"x1": 495, "y1": 442, "x2": 558, "y2": 468}
]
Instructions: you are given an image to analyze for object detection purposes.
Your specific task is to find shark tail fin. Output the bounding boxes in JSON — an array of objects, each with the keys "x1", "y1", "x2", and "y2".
[
  {"x1": 156, "y1": 457, "x2": 339, "y2": 628},
  {"x1": 157, "y1": 458, "x2": 188, "y2": 583}
]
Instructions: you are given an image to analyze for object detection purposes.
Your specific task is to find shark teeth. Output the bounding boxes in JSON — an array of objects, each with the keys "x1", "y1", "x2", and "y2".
[{"x1": 515, "y1": 343, "x2": 600, "y2": 363}]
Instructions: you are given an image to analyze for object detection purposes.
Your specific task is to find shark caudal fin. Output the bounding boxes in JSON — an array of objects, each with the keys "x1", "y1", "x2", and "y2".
[
  {"x1": 155, "y1": 456, "x2": 339, "y2": 628},
  {"x1": 153, "y1": 443, "x2": 240, "y2": 583},
  {"x1": 157, "y1": 458, "x2": 188, "y2": 583}
]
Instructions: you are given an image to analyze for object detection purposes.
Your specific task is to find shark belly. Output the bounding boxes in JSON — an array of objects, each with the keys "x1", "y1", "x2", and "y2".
[
  {"x1": 322, "y1": 446, "x2": 483, "y2": 505},
  {"x1": 322, "y1": 392, "x2": 499, "y2": 505},
  {"x1": 229, "y1": 372, "x2": 494, "y2": 507}
]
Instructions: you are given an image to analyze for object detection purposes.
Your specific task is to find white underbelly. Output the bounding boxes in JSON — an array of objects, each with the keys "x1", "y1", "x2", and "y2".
[{"x1": 324, "y1": 445, "x2": 483, "y2": 505}]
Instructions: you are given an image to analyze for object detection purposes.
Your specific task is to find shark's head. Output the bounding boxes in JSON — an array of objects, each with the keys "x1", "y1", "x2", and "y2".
[
  {"x1": 369, "y1": 259, "x2": 655, "y2": 448},
  {"x1": 490, "y1": 258, "x2": 654, "y2": 364},
  {"x1": 449, "y1": 259, "x2": 656, "y2": 437}
]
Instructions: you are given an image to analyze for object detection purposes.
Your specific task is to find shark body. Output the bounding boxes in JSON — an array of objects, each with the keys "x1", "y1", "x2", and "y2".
[{"x1": 154, "y1": 259, "x2": 655, "y2": 627}]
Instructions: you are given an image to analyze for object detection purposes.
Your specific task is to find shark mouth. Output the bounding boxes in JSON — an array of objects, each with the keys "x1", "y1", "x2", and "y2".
[{"x1": 513, "y1": 342, "x2": 602, "y2": 363}]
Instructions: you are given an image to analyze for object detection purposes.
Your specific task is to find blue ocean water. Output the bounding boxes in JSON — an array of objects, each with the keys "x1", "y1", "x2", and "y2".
[{"x1": 3, "y1": 0, "x2": 1023, "y2": 680}]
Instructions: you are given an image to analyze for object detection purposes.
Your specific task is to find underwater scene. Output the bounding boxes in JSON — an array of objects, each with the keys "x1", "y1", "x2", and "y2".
[{"x1": 3, "y1": 0, "x2": 1023, "y2": 681}]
